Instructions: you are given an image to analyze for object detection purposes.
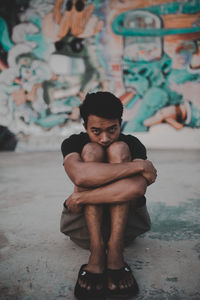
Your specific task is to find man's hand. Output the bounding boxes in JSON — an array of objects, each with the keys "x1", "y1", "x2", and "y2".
[
  {"x1": 134, "y1": 159, "x2": 157, "y2": 186},
  {"x1": 65, "y1": 193, "x2": 83, "y2": 214}
]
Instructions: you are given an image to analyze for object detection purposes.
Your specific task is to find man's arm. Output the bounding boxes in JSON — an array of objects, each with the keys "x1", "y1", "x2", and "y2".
[
  {"x1": 66, "y1": 174, "x2": 148, "y2": 212},
  {"x1": 64, "y1": 152, "x2": 156, "y2": 188}
]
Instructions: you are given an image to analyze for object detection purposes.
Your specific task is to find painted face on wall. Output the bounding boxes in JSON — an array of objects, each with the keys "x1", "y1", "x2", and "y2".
[
  {"x1": 122, "y1": 54, "x2": 171, "y2": 95},
  {"x1": 123, "y1": 58, "x2": 169, "y2": 96},
  {"x1": 123, "y1": 62, "x2": 150, "y2": 95},
  {"x1": 85, "y1": 115, "x2": 121, "y2": 148}
]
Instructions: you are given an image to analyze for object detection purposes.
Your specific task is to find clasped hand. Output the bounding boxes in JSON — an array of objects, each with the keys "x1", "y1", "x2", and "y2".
[
  {"x1": 65, "y1": 193, "x2": 82, "y2": 214},
  {"x1": 134, "y1": 159, "x2": 157, "y2": 185}
]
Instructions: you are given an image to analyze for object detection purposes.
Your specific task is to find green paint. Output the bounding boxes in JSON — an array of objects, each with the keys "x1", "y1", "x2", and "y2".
[
  {"x1": 149, "y1": 0, "x2": 200, "y2": 15},
  {"x1": 0, "y1": 17, "x2": 14, "y2": 51},
  {"x1": 147, "y1": 2, "x2": 180, "y2": 15},
  {"x1": 169, "y1": 69, "x2": 199, "y2": 85},
  {"x1": 34, "y1": 114, "x2": 68, "y2": 128},
  {"x1": 182, "y1": 0, "x2": 200, "y2": 14},
  {"x1": 112, "y1": 24, "x2": 200, "y2": 37},
  {"x1": 125, "y1": 95, "x2": 141, "y2": 109},
  {"x1": 147, "y1": 199, "x2": 200, "y2": 241},
  {"x1": 25, "y1": 16, "x2": 53, "y2": 60}
]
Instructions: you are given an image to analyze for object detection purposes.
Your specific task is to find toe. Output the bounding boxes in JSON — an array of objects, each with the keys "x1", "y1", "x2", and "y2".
[
  {"x1": 119, "y1": 280, "x2": 125, "y2": 290},
  {"x1": 78, "y1": 278, "x2": 83, "y2": 287},
  {"x1": 128, "y1": 277, "x2": 134, "y2": 287},
  {"x1": 119, "y1": 283, "x2": 124, "y2": 289},
  {"x1": 108, "y1": 277, "x2": 117, "y2": 291},
  {"x1": 86, "y1": 284, "x2": 91, "y2": 290}
]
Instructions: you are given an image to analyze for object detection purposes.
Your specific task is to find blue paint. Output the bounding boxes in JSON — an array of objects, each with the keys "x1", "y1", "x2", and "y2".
[
  {"x1": 113, "y1": 21, "x2": 200, "y2": 37},
  {"x1": 0, "y1": 17, "x2": 14, "y2": 51},
  {"x1": 25, "y1": 16, "x2": 53, "y2": 59}
]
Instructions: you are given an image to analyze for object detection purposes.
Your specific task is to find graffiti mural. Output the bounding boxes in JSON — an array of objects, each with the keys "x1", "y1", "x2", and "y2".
[{"x1": 0, "y1": 0, "x2": 200, "y2": 149}]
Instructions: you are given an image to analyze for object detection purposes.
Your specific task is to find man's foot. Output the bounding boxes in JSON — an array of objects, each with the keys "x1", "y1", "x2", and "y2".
[
  {"x1": 77, "y1": 264, "x2": 105, "y2": 292},
  {"x1": 107, "y1": 264, "x2": 139, "y2": 298},
  {"x1": 78, "y1": 244, "x2": 106, "y2": 289},
  {"x1": 74, "y1": 264, "x2": 106, "y2": 300},
  {"x1": 107, "y1": 243, "x2": 139, "y2": 297},
  {"x1": 74, "y1": 245, "x2": 106, "y2": 299}
]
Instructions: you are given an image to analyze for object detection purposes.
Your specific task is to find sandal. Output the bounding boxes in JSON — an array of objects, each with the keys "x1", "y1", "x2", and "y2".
[
  {"x1": 107, "y1": 263, "x2": 139, "y2": 298},
  {"x1": 74, "y1": 264, "x2": 106, "y2": 300}
]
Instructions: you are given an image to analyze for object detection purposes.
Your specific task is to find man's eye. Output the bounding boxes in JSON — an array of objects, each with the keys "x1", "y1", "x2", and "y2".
[
  {"x1": 108, "y1": 128, "x2": 116, "y2": 133},
  {"x1": 92, "y1": 130, "x2": 100, "y2": 135}
]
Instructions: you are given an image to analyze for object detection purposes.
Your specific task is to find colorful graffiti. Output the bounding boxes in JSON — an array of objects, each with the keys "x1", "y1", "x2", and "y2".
[{"x1": 0, "y1": 0, "x2": 200, "y2": 148}]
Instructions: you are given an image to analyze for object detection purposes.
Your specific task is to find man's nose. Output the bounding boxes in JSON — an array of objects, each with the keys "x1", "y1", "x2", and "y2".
[{"x1": 100, "y1": 133, "x2": 110, "y2": 144}]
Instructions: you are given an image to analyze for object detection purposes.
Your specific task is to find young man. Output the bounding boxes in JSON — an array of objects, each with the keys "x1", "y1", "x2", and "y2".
[{"x1": 60, "y1": 91, "x2": 157, "y2": 299}]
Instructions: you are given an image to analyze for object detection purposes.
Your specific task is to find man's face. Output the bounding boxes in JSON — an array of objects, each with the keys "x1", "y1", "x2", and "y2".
[{"x1": 85, "y1": 115, "x2": 121, "y2": 148}]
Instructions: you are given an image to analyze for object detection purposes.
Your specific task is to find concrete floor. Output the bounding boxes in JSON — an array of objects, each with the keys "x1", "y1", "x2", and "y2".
[{"x1": 0, "y1": 149, "x2": 200, "y2": 300}]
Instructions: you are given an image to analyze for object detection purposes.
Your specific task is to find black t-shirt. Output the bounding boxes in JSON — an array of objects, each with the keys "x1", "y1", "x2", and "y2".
[{"x1": 61, "y1": 132, "x2": 147, "y2": 160}]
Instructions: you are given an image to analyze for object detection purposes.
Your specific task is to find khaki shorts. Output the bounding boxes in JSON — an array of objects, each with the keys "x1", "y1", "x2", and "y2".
[{"x1": 60, "y1": 197, "x2": 151, "y2": 249}]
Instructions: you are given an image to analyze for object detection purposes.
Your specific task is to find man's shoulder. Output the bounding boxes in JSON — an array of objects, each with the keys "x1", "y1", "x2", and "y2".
[
  {"x1": 119, "y1": 133, "x2": 142, "y2": 144},
  {"x1": 62, "y1": 132, "x2": 88, "y2": 144},
  {"x1": 61, "y1": 132, "x2": 90, "y2": 157},
  {"x1": 119, "y1": 133, "x2": 147, "y2": 159}
]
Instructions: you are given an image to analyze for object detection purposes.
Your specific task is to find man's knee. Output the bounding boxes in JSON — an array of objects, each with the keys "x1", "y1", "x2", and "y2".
[
  {"x1": 107, "y1": 141, "x2": 131, "y2": 163},
  {"x1": 81, "y1": 142, "x2": 106, "y2": 162}
]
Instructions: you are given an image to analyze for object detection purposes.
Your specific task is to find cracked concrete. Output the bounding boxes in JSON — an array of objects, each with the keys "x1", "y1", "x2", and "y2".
[{"x1": 0, "y1": 149, "x2": 200, "y2": 300}]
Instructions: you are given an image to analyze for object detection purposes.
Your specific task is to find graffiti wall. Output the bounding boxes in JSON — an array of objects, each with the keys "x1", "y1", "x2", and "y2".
[{"x1": 0, "y1": 0, "x2": 200, "y2": 150}]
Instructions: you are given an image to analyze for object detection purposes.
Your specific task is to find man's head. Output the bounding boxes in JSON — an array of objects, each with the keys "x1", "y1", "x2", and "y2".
[{"x1": 79, "y1": 91, "x2": 123, "y2": 147}]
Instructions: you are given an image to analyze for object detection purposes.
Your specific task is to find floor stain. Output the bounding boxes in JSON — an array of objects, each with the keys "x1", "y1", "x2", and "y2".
[
  {"x1": 166, "y1": 277, "x2": 178, "y2": 282},
  {"x1": 0, "y1": 285, "x2": 24, "y2": 300},
  {"x1": 53, "y1": 284, "x2": 73, "y2": 299},
  {"x1": 147, "y1": 199, "x2": 200, "y2": 241}
]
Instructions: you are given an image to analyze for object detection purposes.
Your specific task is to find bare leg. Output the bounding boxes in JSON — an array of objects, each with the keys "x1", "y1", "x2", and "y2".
[
  {"x1": 106, "y1": 142, "x2": 135, "y2": 290},
  {"x1": 78, "y1": 142, "x2": 106, "y2": 290}
]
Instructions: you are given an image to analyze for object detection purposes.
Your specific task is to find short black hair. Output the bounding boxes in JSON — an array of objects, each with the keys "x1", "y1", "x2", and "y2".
[{"x1": 79, "y1": 91, "x2": 123, "y2": 127}]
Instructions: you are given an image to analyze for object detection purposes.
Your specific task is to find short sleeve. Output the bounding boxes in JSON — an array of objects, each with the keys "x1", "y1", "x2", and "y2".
[
  {"x1": 61, "y1": 132, "x2": 90, "y2": 158},
  {"x1": 61, "y1": 135, "x2": 82, "y2": 158},
  {"x1": 132, "y1": 138, "x2": 147, "y2": 160},
  {"x1": 120, "y1": 134, "x2": 147, "y2": 160}
]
